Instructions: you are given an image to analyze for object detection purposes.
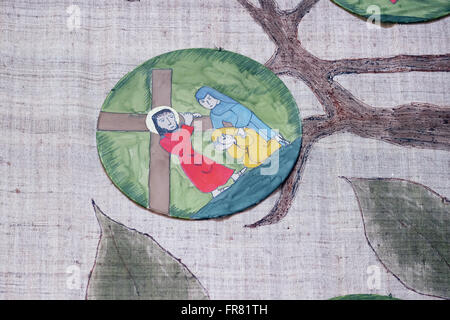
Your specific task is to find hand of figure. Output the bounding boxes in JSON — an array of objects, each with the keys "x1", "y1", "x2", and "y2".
[
  {"x1": 237, "y1": 128, "x2": 246, "y2": 137},
  {"x1": 181, "y1": 112, "x2": 194, "y2": 125}
]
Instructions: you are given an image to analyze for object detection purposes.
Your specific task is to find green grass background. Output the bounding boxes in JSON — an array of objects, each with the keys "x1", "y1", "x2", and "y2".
[{"x1": 98, "y1": 48, "x2": 301, "y2": 218}]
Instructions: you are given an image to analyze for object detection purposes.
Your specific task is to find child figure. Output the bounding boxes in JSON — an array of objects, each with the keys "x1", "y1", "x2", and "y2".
[{"x1": 211, "y1": 127, "x2": 281, "y2": 168}]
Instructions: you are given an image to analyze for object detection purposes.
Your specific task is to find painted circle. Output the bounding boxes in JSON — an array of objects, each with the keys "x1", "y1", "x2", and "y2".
[{"x1": 96, "y1": 48, "x2": 302, "y2": 220}]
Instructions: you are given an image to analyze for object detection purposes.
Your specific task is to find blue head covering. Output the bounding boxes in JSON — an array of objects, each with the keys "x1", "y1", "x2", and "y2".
[{"x1": 195, "y1": 86, "x2": 238, "y2": 105}]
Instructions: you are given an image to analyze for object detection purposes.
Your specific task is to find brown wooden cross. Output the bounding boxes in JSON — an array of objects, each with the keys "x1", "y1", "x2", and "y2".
[{"x1": 97, "y1": 69, "x2": 213, "y2": 215}]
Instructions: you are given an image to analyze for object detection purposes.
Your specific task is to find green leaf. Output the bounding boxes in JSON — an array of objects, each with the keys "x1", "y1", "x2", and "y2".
[
  {"x1": 344, "y1": 178, "x2": 450, "y2": 299},
  {"x1": 332, "y1": 0, "x2": 450, "y2": 23},
  {"x1": 330, "y1": 294, "x2": 399, "y2": 300},
  {"x1": 86, "y1": 201, "x2": 209, "y2": 300}
]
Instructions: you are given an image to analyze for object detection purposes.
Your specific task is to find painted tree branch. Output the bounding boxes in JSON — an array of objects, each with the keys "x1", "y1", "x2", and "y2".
[
  {"x1": 289, "y1": 0, "x2": 321, "y2": 24},
  {"x1": 329, "y1": 54, "x2": 450, "y2": 77},
  {"x1": 242, "y1": 0, "x2": 450, "y2": 228}
]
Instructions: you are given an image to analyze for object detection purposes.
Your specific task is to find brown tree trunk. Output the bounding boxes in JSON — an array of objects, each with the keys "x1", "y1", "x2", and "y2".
[{"x1": 239, "y1": 0, "x2": 450, "y2": 228}]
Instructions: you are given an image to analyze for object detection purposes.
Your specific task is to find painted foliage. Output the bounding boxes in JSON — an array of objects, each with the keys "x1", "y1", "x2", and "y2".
[
  {"x1": 96, "y1": 48, "x2": 302, "y2": 219},
  {"x1": 332, "y1": 0, "x2": 450, "y2": 23},
  {"x1": 345, "y1": 178, "x2": 450, "y2": 299}
]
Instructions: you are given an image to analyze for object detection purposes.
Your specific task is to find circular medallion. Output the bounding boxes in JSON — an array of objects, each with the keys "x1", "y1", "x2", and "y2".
[{"x1": 96, "y1": 48, "x2": 302, "y2": 219}]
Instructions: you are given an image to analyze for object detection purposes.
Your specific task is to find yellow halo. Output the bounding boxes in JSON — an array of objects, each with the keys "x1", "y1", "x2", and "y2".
[{"x1": 145, "y1": 106, "x2": 180, "y2": 134}]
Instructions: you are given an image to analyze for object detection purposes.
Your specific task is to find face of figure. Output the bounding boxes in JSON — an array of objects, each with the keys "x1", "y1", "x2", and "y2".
[
  {"x1": 199, "y1": 94, "x2": 220, "y2": 109},
  {"x1": 156, "y1": 112, "x2": 177, "y2": 131}
]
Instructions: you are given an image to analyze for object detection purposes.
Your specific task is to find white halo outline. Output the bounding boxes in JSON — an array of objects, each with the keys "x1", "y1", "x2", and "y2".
[{"x1": 145, "y1": 106, "x2": 180, "y2": 134}]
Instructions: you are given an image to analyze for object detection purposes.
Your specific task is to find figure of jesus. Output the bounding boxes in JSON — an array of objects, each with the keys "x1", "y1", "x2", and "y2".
[{"x1": 146, "y1": 106, "x2": 246, "y2": 198}]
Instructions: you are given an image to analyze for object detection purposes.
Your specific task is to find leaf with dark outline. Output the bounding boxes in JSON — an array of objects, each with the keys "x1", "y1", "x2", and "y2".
[
  {"x1": 86, "y1": 200, "x2": 209, "y2": 300},
  {"x1": 343, "y1": 178, "x2": 449, "y2": 299},
  {"x1": 332, "y1": 0, "x2": 450, "y2": 24}
]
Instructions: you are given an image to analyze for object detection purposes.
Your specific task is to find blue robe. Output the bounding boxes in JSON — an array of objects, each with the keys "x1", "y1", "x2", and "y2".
[{"x1": 195, "y1": 86, "x2": 275, "y2": 141}]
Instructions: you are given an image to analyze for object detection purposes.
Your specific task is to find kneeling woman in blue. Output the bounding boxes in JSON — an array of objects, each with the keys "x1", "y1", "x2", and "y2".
[{"x1": 195, "y1": 86, "x2": 289, "y2": 146}]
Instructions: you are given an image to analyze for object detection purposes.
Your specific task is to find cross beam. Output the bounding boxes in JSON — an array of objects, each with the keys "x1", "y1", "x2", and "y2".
[{"x1": 97, "y1": 69, "x2": 213, "y2": 215}]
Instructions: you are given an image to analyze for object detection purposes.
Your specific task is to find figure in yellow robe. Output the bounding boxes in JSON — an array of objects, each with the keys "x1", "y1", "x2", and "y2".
[{"x1": 211, "y1": 127, "x2": 281, "y2": 168}]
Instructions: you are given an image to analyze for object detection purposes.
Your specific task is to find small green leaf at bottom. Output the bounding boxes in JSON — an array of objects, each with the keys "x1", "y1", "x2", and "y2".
[
  {"x1": 86, "y1": 200, "x2": 209, "y2": 300},
  {"x1": 330, "y1": 294, "x2": 399, "y2": 300}
]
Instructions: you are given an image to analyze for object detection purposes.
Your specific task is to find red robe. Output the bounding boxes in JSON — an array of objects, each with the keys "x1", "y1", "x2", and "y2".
[{"x1": 159, "y1": 125, "x2": 234, "y2": 193}]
